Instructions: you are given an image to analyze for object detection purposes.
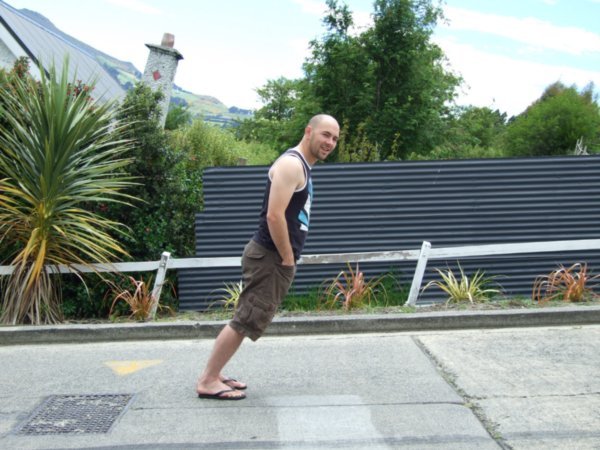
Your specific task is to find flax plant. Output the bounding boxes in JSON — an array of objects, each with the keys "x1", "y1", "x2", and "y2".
[
  {"x1": 533, "y1": 263, "x2": 600, "y2": 303},
  {"x1": 210, "y1": 280, "x2": 244, "y2": 311},
  {"x1": 107, "y1": 275, "x2": 172, "y2": 321},
  {"x1": 320, "y1": 263, "x2": 388, "y2": 310},
  {"x1": 423, "y1": 263, "x2": 501, "y2": 304},
  {"x1": 0, "y1": 61, "x2": 135, "y2": 324}
]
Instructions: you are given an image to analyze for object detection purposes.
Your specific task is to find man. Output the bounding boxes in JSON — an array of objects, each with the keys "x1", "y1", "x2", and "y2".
[{"x1": 196, "y1": 114, "x2": 340, "y2": 400}]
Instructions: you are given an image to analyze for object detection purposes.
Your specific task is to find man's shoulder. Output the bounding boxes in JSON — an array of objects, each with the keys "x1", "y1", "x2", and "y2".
[
  {"x1": 273, "y1": 151, "x2": 304, "y2": 172},
  {"x1": 270, "y1": 151, "x2": 306, "y2": 188}
]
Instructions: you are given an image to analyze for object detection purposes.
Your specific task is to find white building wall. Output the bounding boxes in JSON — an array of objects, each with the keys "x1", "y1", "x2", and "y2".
[
  {"x1": 0, "y1": 37, "x2": 15, "y2": 68},
  {"x1": 0, "y1": 24, "x2": 41, "y2": 77}
]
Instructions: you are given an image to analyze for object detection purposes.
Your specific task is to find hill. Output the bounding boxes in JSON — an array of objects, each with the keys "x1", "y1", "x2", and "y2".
[{"x1": 18, "y1": 7, "x2": 252, "y2": 124}]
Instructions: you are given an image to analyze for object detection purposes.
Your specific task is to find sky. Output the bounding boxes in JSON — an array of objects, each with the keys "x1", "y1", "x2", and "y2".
[{"x1": 4, "y1": 0, "x2": 600, "y2": 117}]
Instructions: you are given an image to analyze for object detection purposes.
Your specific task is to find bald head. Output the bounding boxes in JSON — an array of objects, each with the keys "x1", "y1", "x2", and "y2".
[
  {"x1": 299, "y1": 114, "x2": 339, "y2": 165},
  {"x1": 308, "y1": 114, "x2": 338, "y2": 129}
]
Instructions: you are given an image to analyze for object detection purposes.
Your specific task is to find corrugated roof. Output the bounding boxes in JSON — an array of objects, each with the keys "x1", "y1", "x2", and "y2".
[{"x1": 0, "y1": 0, "x2": 124, "y2": 102}]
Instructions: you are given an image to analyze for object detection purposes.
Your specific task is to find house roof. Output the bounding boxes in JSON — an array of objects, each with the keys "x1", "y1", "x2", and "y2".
[{"x1": 0, "y1": 0, "x2": 125, "y2": 102}]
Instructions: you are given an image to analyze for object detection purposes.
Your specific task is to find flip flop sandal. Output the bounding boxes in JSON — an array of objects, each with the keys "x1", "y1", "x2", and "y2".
[
  {"x1": 197, "y1": 389, "x2": 246, "y2": 400},
  {"x1": 222, "y1": 377, "x2": 247, "y2": 390}
]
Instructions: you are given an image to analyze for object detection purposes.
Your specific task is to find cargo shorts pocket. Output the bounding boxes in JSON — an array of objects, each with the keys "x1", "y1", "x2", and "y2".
[
  {"x1": 244, "y1": 241, "x2": 267, "y2": 260},
  {"x1": 239, "y1": 295, "x2": 277, "y2": 332},
  {"x1": 276, "y1": 263, "x2": 296, "y2": 286}
]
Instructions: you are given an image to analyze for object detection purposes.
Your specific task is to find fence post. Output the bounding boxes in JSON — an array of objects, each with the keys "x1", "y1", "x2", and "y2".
[
  {"x1": 148, "y1": 251, "x2": 171, "y2": 320},
  {"x1": 406, "y1": 241, "x2": 431, "y2": 307}
]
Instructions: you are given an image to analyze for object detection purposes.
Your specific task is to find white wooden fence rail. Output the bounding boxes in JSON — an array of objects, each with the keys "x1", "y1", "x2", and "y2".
[{"x1": 1, "y1": 239, "x2": 599, "y2": 316}]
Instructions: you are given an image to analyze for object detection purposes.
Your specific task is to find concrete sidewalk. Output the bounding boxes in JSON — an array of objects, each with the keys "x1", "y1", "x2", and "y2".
[
  {"x1": 0, "y1": 324, "x2": 599, "y2": 449},
  {"x1": 1, "y1": 304, "x2": 600, "y2": 345}
]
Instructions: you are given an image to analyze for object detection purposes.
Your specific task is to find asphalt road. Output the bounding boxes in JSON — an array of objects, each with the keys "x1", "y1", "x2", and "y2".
[{"x1": 1, "y1": 325, "x2": 599, "y2": 449}]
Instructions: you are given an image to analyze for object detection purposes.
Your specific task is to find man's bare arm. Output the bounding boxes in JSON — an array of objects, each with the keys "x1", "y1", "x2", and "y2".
[{"x1": 266, "y1": 156, "x2": 305, "y2": 266}]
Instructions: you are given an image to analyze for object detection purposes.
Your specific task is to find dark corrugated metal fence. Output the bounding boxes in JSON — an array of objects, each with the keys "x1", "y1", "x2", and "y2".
[{"x1": 177, "y1": 155, "x2": 600, "y2": 310}]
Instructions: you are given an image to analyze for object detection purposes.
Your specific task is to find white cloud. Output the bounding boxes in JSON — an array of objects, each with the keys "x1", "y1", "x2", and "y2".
[
  {"x1": 289, "y1": 37, "x2": 313, "y2": 66},
  {"x1": 351, "y1": 10, "x2": 373, "y2": 33},
  {"x1": 435, "y1": 37, "x2": 600, "y2": 116},
  {"x1": 443, "y1": 6, "x2": 600, "y2": 55},
  {"x1": 104, "y1": 0, "x2": 162, "y2": 16},
  {"x1": 292, "y1": 0, "x2": 327, "y2": 16},
  {"x1": 292, "y1": 0, "x2": 372, "y2": 35}
]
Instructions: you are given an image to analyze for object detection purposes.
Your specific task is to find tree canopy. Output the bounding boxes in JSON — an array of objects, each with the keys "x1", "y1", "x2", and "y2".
[
  {"x1": 241, "y1": 1, "x2": 599, "y2": 160},
  {"x1": 503, "y1": 82, "x2": 600, "y2": 157},
  {"x1": 241, "y1": 0, "x2": 461, "y2": 160}
]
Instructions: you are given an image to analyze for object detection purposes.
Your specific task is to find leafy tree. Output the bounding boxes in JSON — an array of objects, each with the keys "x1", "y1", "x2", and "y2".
[
  {"x1": 304, "y1": 0, "x2": 374, "y2": 145},
  {"x1": 255, "y1": 77, "x2": 301, "y2": 122},
  {"x1": 410, "y1": 106, "x2": 508, "y2": 160},
  {"x1": 105, "y1": 86, "x2": 276, "y2": 261},
  {"x1": 237, "y1": 77, "x2": 317, "y2": 153},
  {"x1": 61, "y1": 84, "x2": 202, "y2": 319},
  {"x1": 0, "y1": 61, "x2": 135, "y2": 324},
  {"x1": 165, "y1": 104, "x2": 192, "y2": 130},
  {"x1": 364, "y1": 0, "x2": 460, "y2": 159},
  {"x1": 450, "y1": 106, "x2": 507, "y2": 149},
  {"x1": 504, "y1": 82, "x2": 600, "y2": 157},
  {"x1": 111, "y1": 83, "x2": 198, "y2": 260},
  {"x1": 247, "y1": 0, "x2": 461, "y2": 161},
  {"x1": 336, "y1": 119, "x2": 380, "y2": 162}
]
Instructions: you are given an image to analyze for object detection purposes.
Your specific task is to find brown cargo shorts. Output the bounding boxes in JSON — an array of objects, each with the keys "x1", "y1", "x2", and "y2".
[{"x1": 230, "y1": 240, "x2": 296, "y2": 341}]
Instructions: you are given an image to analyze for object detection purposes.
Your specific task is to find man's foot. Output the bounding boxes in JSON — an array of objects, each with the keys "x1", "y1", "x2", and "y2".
[
  {"x1": 197, "y1": 389, "x2": 246, "y2": 400},
  {"x1": 197, "y1": 376, "x2": 244, "y2": 399},
  {"x1": 221, "y1": 376, "x2": 247, "y2": 390}
]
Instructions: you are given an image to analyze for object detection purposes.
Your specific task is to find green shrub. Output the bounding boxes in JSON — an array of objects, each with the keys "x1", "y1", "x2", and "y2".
[
  {"x1": 503, "y1": 82, "x2": 600, "y2": 157},
  {"x1": 165, "y1": 104, "x2": 192, "y2": 130},
  {"x1": 61, "y1": 271, "x2": 178, "y2": 320},
  {"x1": 233, "y1": 139, "x2": 278, "y2": 166},
  {"x1": 406, "y1": 144, "x2": 508, "y2": 160},
  {"x1": 169, "y1": 119, "x2": 239, "y2": 168},
  {"x1": 60, "y1": 83, "x2": 195, "y2": 319},
  {"x1": 379, "y1": 268, "x2": 409, "y2": 306},
  {"x1": 282, "y1": 287, "x2": 322, "y2": 312}
]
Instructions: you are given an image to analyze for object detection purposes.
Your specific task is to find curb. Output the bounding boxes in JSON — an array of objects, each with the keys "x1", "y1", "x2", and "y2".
[{"x1": 1, "y1": 305, "x2": 599, "y2": 346}]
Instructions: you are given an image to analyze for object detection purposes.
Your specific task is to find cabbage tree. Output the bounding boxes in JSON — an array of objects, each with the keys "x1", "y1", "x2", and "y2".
[{"x1": 0, "y1": 61, "x2": 136, "y2": 324}]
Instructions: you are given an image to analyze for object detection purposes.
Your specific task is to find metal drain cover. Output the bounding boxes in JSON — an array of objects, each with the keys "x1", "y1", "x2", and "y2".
[{"x1": 16, "y1": 394, "x2": 134, "y2": 435}]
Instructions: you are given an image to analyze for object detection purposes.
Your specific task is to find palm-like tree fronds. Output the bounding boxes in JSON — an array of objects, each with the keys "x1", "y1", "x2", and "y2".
[{"x1": 0, "y1": 60, "x2": 137, "y2": 324}]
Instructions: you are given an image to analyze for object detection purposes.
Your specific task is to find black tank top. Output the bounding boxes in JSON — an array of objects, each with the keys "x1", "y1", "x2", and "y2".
[{"x1": 253, "y1": 148, "x2": 313, "y2": 261}]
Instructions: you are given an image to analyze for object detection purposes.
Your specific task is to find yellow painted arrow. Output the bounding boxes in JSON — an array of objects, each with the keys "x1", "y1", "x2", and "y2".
[{"x1": 105, "y1": 360, "x2": 163, "y2": 376}]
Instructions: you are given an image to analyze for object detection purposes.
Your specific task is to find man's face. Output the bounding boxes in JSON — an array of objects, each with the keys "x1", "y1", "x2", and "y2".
[{"x1": 308, "y1": 120, "x2": 339, "y2": 162}]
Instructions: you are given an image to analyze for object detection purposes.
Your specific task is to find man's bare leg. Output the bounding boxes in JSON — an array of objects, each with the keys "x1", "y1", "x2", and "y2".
[{"x1": 197, "y1": 324, "x2": 245, "y2": 398}]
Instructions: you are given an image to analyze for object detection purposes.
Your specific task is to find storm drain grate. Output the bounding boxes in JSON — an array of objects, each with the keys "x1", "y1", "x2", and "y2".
[{"x1": 16, "y1": 394, "x2": 134, "y2": 435}]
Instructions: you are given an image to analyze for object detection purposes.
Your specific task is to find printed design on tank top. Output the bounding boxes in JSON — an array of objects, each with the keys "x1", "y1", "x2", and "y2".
[{"x1": 298, "y1": 178, "x2": 313, "y2": 232}]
